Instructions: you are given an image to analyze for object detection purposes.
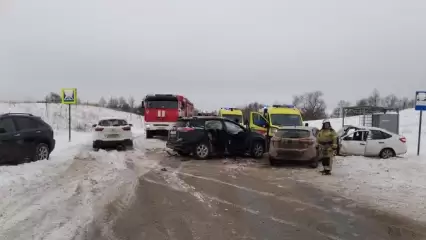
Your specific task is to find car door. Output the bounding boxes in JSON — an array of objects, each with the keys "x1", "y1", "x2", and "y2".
[
  {"x1": 0, "y1": 117, "x2": 20, "y2": 164},
  {"x1": 339, "y1": 130, "x2": 369, "y2": 156},
  {"x1": 205, "y1": 120, "x2": 226, "y2": 152},
  {"x1": 13, "y1": 117, "x2": 41, "y2": 159},
  {"x1": 223, "y1": 120, "x2": 248, "y2": 154},
  {"x1": 249, "y1": 112, "x2": 268, "y2": 135},
  {"x1": 365, "y1": 130, "x2": 390, "y2": 156}
]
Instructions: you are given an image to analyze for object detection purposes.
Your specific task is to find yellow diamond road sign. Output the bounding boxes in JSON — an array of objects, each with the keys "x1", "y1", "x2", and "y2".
[{"x1": 61, "y1": 88, "x2": 77, "y2": 104}]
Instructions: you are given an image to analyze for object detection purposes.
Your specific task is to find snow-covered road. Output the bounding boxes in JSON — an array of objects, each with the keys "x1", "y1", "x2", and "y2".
[{"x1": 0, "y1": 130, "x2": 163, "y2": 240}]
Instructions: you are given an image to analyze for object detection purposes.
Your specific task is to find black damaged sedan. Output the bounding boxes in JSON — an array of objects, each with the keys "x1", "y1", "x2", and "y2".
[{"x1": 166, "y1": 116, "x2": 266, "y2": 159}]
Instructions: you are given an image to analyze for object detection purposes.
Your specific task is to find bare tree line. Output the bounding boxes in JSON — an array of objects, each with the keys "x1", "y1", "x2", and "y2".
[
  {"x1": 40, "y1": 92, "x2": 142, "y2": 114},
  {"x1": 238, "y1": 89, "x2": 415, "y2": 121},
  {"x1": 38, "y1": 90, "x2": 417, "y2": 120}
]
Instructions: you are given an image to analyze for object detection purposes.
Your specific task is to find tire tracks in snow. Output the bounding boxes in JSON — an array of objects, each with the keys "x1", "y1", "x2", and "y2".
[{"x1": 142, "y1": 165, "x2": 343, "y2": 240}]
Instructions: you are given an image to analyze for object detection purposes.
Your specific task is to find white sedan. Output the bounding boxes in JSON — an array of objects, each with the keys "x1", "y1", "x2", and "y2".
[
  {"x1": 339, "y1": 126, "x2": 407, "y2": 158},
  {"x1": 92, "y1": 117, "x2": 133, "y2": 150}
]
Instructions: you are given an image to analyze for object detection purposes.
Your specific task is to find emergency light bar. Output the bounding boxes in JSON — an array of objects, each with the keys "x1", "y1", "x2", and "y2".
[
  {"x1": 271, "y1": 104, "x2": 295, "y2": 108},
  {"x1": 221, "y1": 107, "x2": 238, "y2": 111}
]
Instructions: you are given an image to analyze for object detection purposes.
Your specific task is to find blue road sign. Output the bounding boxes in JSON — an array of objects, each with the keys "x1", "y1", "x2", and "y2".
[{"x1": 415, "y1": 91, "x2": 426, "y2": 111}]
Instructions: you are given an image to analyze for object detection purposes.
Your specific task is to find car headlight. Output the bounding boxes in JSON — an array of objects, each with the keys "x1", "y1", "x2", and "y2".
[
  {"x1": 271, "y1": 128, "x2": 278, "y2": 134},
  {"x1": 145, "y1": 124, "x2": 151, "y2": 128}
]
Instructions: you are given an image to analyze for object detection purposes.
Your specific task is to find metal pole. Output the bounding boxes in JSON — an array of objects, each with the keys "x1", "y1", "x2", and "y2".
[
  {"x1": 342, "y1": 108, "x2": 345, "y2": 127},
  {"x1": 417, "y1": 110, "x2": 423, "y2": 156},
  {"x1": 69, "y1": 104, "x2": 71, "y2": 142},
  {"x1": 362, "y1": 108, "x2": 366, "y2": 126}
]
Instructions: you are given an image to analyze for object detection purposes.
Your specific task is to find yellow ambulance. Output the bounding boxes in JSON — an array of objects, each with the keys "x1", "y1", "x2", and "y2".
[
  {"x1": 248, "y1": 104, "x2": 304, "y2": 136},
  {"x1": 218, "y1": 108, "x2": 244, "y2": 125}
]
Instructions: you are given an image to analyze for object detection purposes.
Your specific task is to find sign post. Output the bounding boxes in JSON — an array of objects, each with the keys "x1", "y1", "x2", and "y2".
[
  {"x1": 61, "y1": 88, "x2": 78, "y2": 142},
  {"x1": 414, "y1": 91, "x2": 426, "y2": 156}
]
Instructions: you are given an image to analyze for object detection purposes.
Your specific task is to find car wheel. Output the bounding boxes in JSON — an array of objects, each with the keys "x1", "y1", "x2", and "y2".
[
  {"x1": 251, "y1": 141, "x2": 264, "y2": 159},
  {"x1": 34, "y1": 143, "x2": 50, "y2": 161},
  {"x1": 269, "y1": 156, "x2": 277, "y2": 166},
  {"x1": 379, "y1": 148, "x2": 395, "y2": 159},
  {"x1": 193, "y1": 142, "x2": 210, "y2": 160},
  {"x1": 309, "y1": 160, "x2": 319, "y2": 168},
  {"x1": 146, "y1": 130, "x2": 153, "y2": 139},
  {"x1": 93, "y1": 142, "x2": 100, "y2": 151}
]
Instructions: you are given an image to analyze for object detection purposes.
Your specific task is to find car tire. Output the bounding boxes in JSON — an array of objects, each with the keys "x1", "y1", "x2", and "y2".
[
  {"x1": 34, "y1": 143, "x2": 50, "y2": 161},
  {"x1": 251, "y1": 141, "x2": 265, "y2": 159},
  {"x1": 269, "y1": 156, "x2": 277, "y2": 166},
  {"x1": 146, "y1": 130, "x2": 153, "y2": 139},
  {"x1": 125, "y1": 140, "x2": 134, "y2": 150},
  {"x1": 379, "y1": 148, "x2": 395, "y2": 159},
  {"x1": 193, "y1": 142, "x2": 210, "y2": 160},
  {"x1": 309, "y1": 159, "x2": 319, "y2": 168},
  {"x1": 93, "y1": 141, "x2": 100, "y2": 151}
]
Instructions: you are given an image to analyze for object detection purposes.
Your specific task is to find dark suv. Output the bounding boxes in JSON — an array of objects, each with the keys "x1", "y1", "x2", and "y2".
[
  {"x1": 0, "y1": 113, "x2": 56, "y2": 165},
  {"x1": 166, "y1": 116, "x2": 266, "y2": 159}
]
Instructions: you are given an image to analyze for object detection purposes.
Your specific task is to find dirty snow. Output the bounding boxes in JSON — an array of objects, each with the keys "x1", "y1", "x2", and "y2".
[
  {"x1": 293, "y1": 108, "x2": 426, "y2": 223},
  {"x1": 0, "y1": 103, "x2": 166, "y2": 240}
]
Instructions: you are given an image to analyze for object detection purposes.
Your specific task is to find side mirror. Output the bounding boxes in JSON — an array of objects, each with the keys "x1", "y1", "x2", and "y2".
[
  {"x1": 129, "y1": 124, "x2": 133, "y2": 127},
  {"x1": 0, "y1": 128, "x2": 6, "y2": 134},
  {"x1": 305, "y1": 123, "x2": 309, "y2": 126},
  {"x1": 92, "y1": 124, "x2": 97, "y2": 127}
]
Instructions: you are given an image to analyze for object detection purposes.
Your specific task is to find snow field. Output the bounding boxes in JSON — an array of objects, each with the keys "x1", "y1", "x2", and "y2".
[
  {"x1": 0, "y1": 103, "x2": 165, "y2": 240},
  {"x1": 0, "y1": 102, "x2": 145, "y2": 131},
  {"x1": 296, "y1": 108, "x2": 426, "y2": 222}
]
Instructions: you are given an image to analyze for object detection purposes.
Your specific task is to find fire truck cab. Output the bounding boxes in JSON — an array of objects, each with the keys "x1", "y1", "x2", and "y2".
[{"x1": 142, "y1": 94, "x2": 194, "y2": 138}]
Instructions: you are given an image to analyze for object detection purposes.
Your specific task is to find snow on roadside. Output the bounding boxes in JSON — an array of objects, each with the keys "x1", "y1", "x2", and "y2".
[
  {"x1": 0, "y1": 130, "x2": 160, "y2": 240},
  {"x1": 293, "y1": 108, "x2": 426, "y2": 223},
  {"x1": 287, "y1": 156, "x2": 426, "y2": 222}
]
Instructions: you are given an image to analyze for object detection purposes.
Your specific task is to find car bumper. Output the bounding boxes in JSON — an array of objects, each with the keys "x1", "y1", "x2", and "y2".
[
  {"x1": 166, "y1": 140, "x2": 193, "y2": 153},
  {"x1": 93, "y1": 139, "x2": 133, "y2": 148},
  {"x1": 269, "y1": 147, "x2": 317, "y2": 161},
  {"x1": 50, "y1": 139, "x2": 56, "y2": 152},
  {"x1": 145, "y1": 122, "x2": 175, "y2": 131}
]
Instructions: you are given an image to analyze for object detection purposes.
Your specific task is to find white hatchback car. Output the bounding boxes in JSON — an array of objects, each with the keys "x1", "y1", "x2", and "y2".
[
  {"x1": 92, "y1": 118, "x2": 133, "y2": 150},
  {"x1": 339, "y1": 126, "x2": 407, "y2": 158}
]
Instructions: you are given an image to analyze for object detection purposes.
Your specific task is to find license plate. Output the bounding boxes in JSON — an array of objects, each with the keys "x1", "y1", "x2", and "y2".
[
  {"x1": 170, "y1": 130, "x2": 176, "y2": 135},
  {"x1": 107, "y1": 134, "x2": 120, "y2": 138}
]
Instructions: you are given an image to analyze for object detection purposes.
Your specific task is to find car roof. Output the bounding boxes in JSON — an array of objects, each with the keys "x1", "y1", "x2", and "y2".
[
  {"x1": 0, "y1": 113, "x2": 35, "y2": 118},
  {"x1": 278, "y1": 126, "x2": 317, "y2": 130},
  {"x1": 179, "y1": 116, "x2": 224, "y2": 120},
  {"x1": 346, "y1": 125, "x2": 393, "y2": 133},
  {"x1": 98, "y1": 117, "x2": 127, "y2": 121}
]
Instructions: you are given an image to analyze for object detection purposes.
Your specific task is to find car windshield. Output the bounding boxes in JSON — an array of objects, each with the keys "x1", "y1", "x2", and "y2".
[
  {"x1": 175, "y1": 119, "x2": 204, "y2": 128},
  {"x1": 99, "y1": 119, "x2": 128, "y2": 126},
  {"x1": 270, "y1": 114, "x2": 302, "y2": 126},
  {"x1": 146, "y1": 100, "x2": 178, "y2": 109},
  {"x1": 276, "y1": 129, "x2": 310, "y2": 138},
  {"x1": 222, "y1": 114, "x2": 242, "y2": 123}
]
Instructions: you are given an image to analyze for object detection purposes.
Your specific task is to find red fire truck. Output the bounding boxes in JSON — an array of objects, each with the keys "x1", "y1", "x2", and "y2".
[{"x1": 142, "y1": 94, "x2": 195, "y2": 138}]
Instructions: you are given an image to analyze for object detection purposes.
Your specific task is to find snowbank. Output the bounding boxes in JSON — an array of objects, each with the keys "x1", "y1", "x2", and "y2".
[
  {"x1": 0, "y1": 131, "x2": 162, "y2": 240},
  {"x1": 0, "y1": 102, "x2": 168, "y2": 239},
  {"x1": 0, "y1": 102, "x2": 144, "y2": 131},
  {"x1": 297, "y1": 108, "x2": 426, "y2": 223}
]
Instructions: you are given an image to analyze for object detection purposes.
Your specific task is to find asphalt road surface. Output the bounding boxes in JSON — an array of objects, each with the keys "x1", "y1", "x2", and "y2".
[{"x1": 90, "y1": 151, "x2": 426, "y2": 240}]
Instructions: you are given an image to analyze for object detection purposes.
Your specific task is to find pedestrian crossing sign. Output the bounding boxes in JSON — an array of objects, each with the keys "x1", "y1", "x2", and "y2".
[{"x1": 61, "y1": 88, "x2": 77, "y2": 104}]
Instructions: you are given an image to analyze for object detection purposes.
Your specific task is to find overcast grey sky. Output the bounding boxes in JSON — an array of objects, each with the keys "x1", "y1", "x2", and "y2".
[{"x1": 1, "y1": 0, "x2": 425, "y2": 110}]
